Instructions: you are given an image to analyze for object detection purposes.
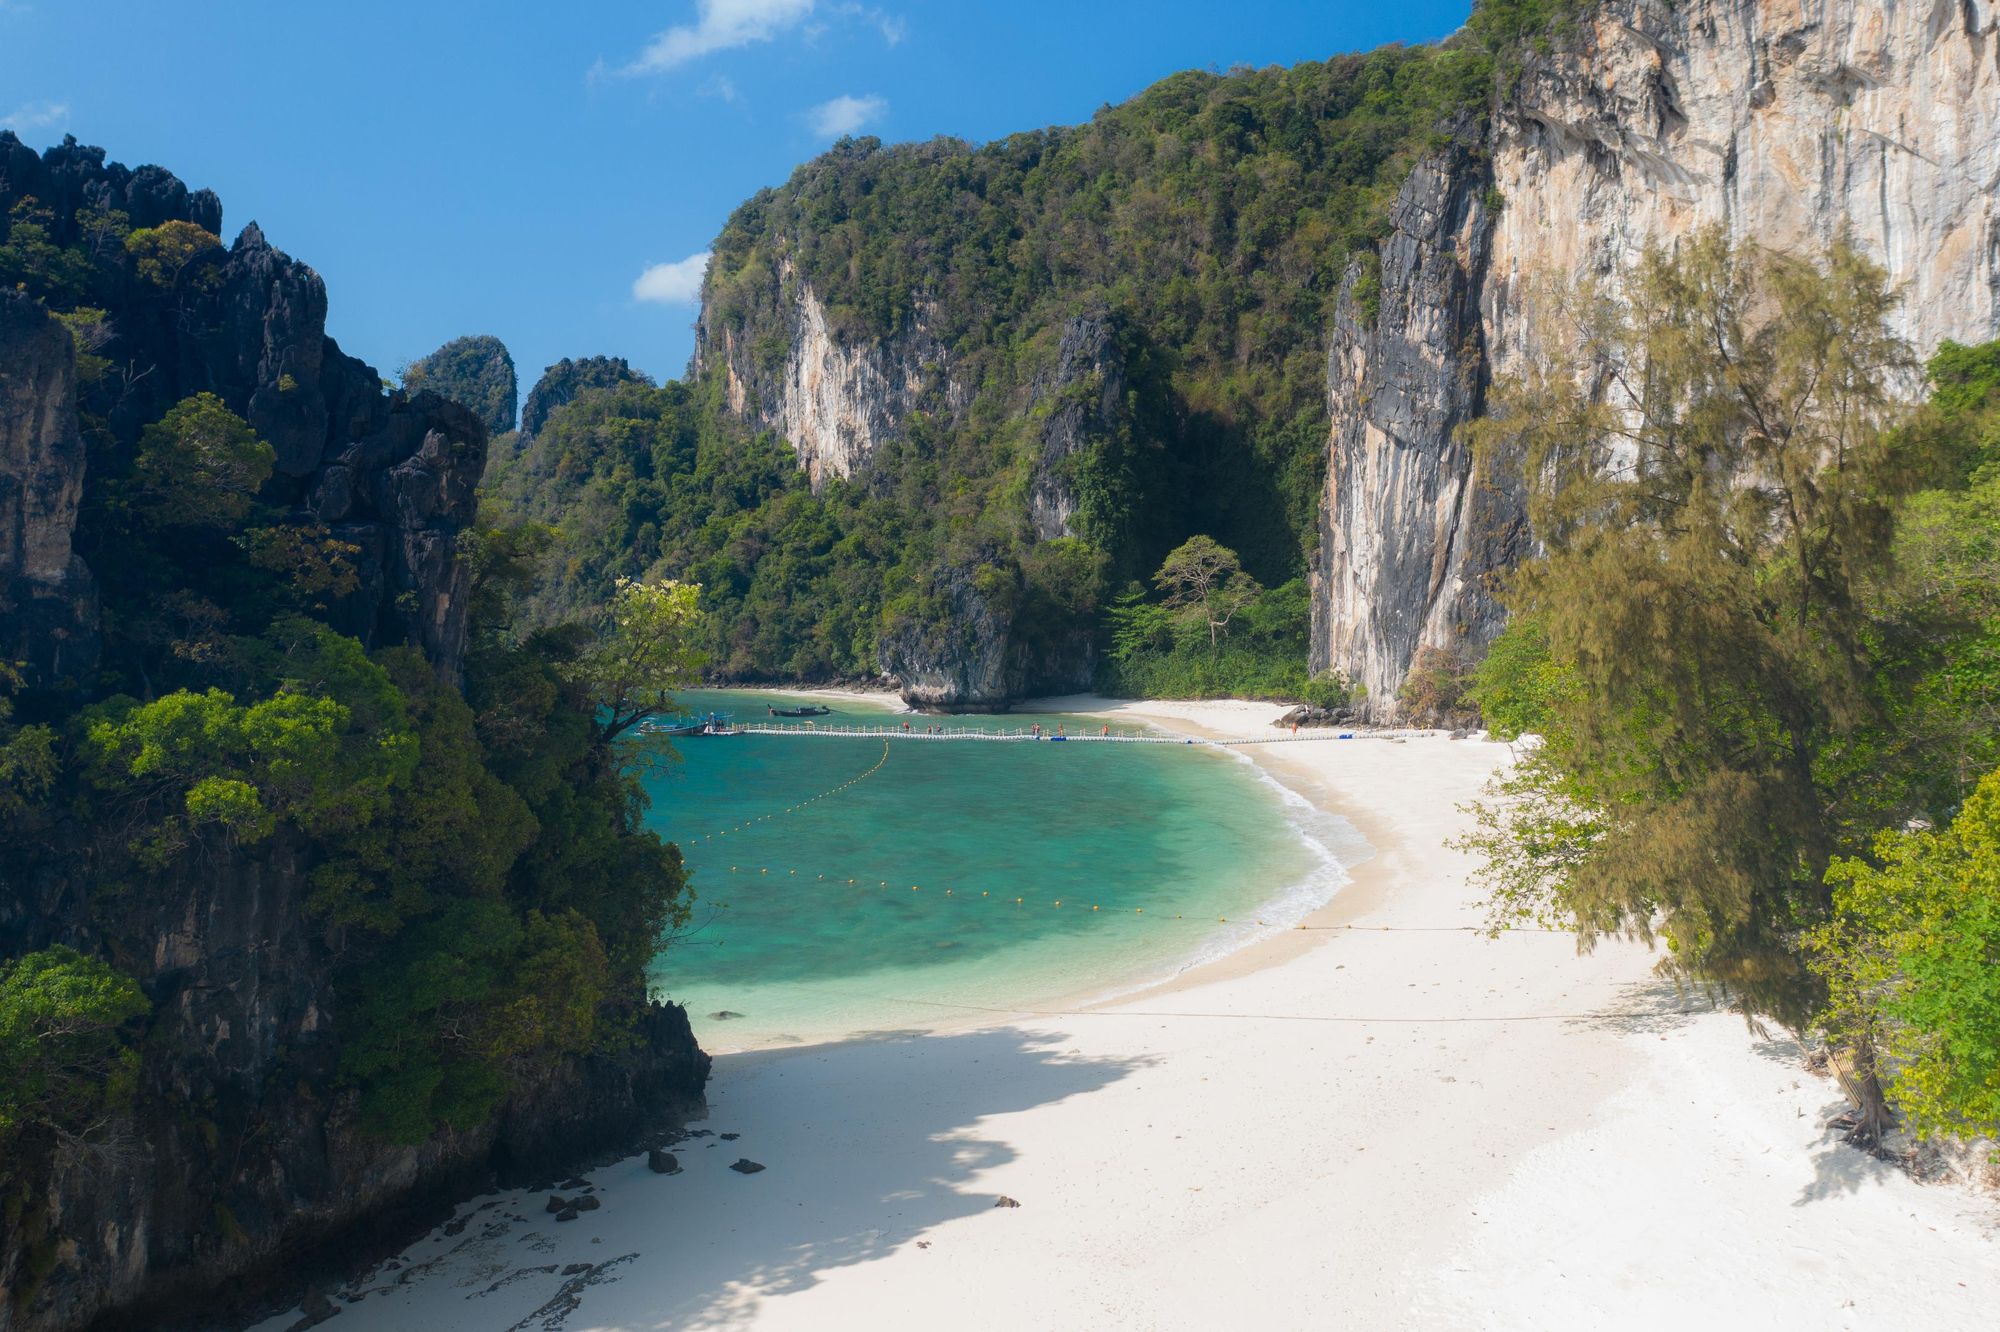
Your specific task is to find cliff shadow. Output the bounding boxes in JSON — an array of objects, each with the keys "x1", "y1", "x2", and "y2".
[{"x1": 288, "y1": 1024, "x2": 1153, "y2": 1332}]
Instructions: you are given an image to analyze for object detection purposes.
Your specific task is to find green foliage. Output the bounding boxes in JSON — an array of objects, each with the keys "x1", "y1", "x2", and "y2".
[
  {"x1": 1397, "y1": 644, "x2": 1476, "y2": 727},
  {"x1": 1810, "y1": 767, "x2": 2000, "y2": 1144},
  {"x1": 1468, "y1": 617, "x2": 1573, "y2": 740},
  {"x1": 402, "y1": 334, "x2": 518, "y2": 437},
  {"x1": 123, "y1": 219, "x2": 222, "y2": 291},
  {"x1": 1152, "y1": 535, "x2": 1262, "y2": 649},
  {"x1": 1461, "y1": 229, "x2": 1918, "y2": 1023},
  {"x1": 0, "y1": 196, "x2": 94, "y2": 305},
  {"x1": 1100, "y1": 574, "x2": 1329, "y2": 701},
  {"x1": 0, "y1": 947, "x2": 150, "y2": 1172},
  {"x1": 559, "y1": 577, "x2": 709, "y2": 742},
  {"x1": 131, "y1": 392, "x2": 275, "y2": 530}
]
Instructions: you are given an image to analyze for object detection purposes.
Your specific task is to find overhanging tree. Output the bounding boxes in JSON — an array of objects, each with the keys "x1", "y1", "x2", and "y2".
[{"x1": 1461, "y1": 230, "x2": 1921, "y2": 1118}]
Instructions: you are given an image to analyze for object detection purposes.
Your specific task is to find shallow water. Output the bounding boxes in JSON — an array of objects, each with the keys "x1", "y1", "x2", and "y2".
[{"x1": 641, "y1": 691, "x2": 1364, "y2": 1049}]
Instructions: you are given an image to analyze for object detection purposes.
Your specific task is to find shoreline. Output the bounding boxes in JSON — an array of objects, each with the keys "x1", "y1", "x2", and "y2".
[{"x1": 264, "y1": 696, "x2": 2000, "y2": 1331}]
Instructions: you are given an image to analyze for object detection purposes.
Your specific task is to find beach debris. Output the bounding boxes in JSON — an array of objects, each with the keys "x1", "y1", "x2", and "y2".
[
  {"x1": 545, "y1": 1195, "x2": 570, "y2": 1214},
  {"x1": 917, "y1": 1241, "x2": 931, "y2": 1249},
  {"x1": 573, "y1": 1195, "x2": 602, "y2": 1212},
  {"x1": 554, "y1": 1207, "x2": 580, "y2": 1223},
  {"x1": 720, "y1": 1132, "x2": 740, "y2": 1141},
  {"x1": 562, "y1": 1263, "x2": 594, "y2": 1276},
  {"x1": 710, "y1": 1010, "x2": 745, "y2": 1020},
  {"x1": 729, "y1": 1158, "x2": 766, "y2": 1174},
  {"x1": 687, "y1": 1129, "x2": 714, "y2": 1138},
  {"x1": 994, "y1": 1195, "x2": 1022, "y2": 1209},
  {"x1": 647, "y1": 1149, "x2": 681, "y2": 1175}
]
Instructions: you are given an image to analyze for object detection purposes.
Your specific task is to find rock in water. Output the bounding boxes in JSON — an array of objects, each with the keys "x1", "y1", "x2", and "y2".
[
  {"x1": 573, "y1": 1195, "x2": 601, "y2": 1212},
  {"x1": 647, "y1": 1150, "x2": 681, "y2": 1175},
  {"x1": 729, "y1": 1159, "x2": 766, "y2": 1175},
  {"x1": 545, "y1": 1195, "x2": 570, "y2": 1214},
  {"x1": 555, "y1": 1207, "x2": 580, "y2": 1223}
]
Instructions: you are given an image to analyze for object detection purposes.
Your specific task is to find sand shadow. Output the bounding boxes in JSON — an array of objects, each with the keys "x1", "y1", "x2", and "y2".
[
  {"x1": 308, "y1": 1025, "x2": 1154, "y2": 1332},
  {"x1": 1562, "y1": 978, "x2": 1713, "y2": 1035},
  {"x1": 650, "y1": 1024, "x2": 1153, "y2": 1329}
]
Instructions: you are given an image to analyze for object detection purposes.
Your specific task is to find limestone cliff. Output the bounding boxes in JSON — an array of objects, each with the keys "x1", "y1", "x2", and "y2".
[
  {"x1": 1313, "y1": 0, "x2": 2000, "y2": 713},
  {"x1": 695, "y1": 260, "x2": 962, "y2": 490},
  {"x1": 0, "y1": 292, "x2": 97, "y2": 688},
  {"x1": 0, "y1": 137, "x2": 711, "y2": 1332}
]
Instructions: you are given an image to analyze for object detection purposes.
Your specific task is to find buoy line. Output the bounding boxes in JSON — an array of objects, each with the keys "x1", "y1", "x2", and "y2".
[
  {"x1": 693, "y1": 861, "x2": 1571, "y2": 937},
  {"x1": 691, "y1": 740, "x2": 890, "y2": 843}
]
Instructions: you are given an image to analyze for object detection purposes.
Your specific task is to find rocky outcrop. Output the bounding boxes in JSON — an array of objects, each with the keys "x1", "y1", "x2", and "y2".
[
  {"x1": 0, "y1": 138, "x2": 712, "y2": 1331},
  {"x1": 696, "y1": 261, "x2": 962, "y2": 490},
  {"x1": 1026, "y1": 315, "x2": 1127, "y2": 541},
  {"x1": 0, "y1": 133, "x2": 489, "y2": 682},
  {"x1": 0, "y1": 292, "x2": 98, "y2": 688},
  {"x1": 879, "y1": 563, "x2": 1017, "y2": 710},
  {"x1": 401, "y1": 334, "x2": 518, "y2": 437},
  {"x1": 0, "y1": 820, "x2": 708, "y2": 1332},
  {"x1": 520, "y1": 355, "x2": 654, "y2": 438},
  {"x1": 1310, "y1": 128, "x2": 1519, "y2": 710},
  {"x1": 1313, "y1": 0, "x2": 2000, "y2": 715}
]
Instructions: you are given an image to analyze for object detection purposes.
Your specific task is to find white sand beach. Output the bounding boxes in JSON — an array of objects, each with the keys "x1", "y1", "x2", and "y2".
[{"x1": 262, "y1": 698, "x2": 1999, "y2": 1332}]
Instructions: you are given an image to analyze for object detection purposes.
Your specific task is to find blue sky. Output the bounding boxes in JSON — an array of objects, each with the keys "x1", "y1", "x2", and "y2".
[{"x1": 1, "y1": 1, "x2": 1471, "y2": 401}]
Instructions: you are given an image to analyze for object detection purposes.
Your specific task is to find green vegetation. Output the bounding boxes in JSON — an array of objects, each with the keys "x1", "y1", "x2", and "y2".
[
  {"x1": 1095, "y1": 535, "x2": 1343, "y2": 702},
  {"x1": 496, "y1": 3, "x2": 1589, "y2": 701},
  {"x1": 1460, "y1": 229, "x2": 2000, "y2": 1146},
  {"x1": 0, "y1": 947, "x2": 149, "y2": 1172},
  {"x1": 2, "y1": 212, "x2": 707, "y2": 1161},
  {"x1": 402, "y1": 334, "x2": 519, "y2": 437},
  {"x1": 1809, "y1": 770, "x2": 2000, "y2": 1144}
]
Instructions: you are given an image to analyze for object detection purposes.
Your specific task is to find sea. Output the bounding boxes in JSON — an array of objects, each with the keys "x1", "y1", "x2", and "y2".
[{"x1": 640, "y1": 690, "x2": 1368, "y2": 1050}]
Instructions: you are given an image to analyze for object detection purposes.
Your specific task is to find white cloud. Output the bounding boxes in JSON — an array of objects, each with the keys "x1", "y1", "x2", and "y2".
[
  {"x1": 0, "y1": 99, "x2": 68, "y2": 133},
  {"x1": 806, "y1": 93, "x2": 885, "y2": 138},
  {"x1": 621, "y1": 0, "x2": 816, "y2": 74},
  {"x1": 611, "y1": 0, "x2": 903, "y2": 75},
  {"x1": 632, "y1": 251, "x2": 713, "y2": 304}
]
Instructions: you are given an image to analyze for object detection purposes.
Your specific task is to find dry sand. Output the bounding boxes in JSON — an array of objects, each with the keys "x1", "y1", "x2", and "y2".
[{"x1": 258, "y1": 697, "x2": 1998, "y2": 1331}]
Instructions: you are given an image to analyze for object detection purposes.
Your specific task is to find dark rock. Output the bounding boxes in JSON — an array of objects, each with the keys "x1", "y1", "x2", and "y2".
[
  {"x1": 561, "y1": 1263, "x2": 593, "y2": 1276},
  {"x1": 728, "y1": 1159, "x2": 766, "y2": 1175},
  {"x1": 572, "y1": 1195, "x2": 601, "y2": 1212},
  {"x1": 709, "y1": 1010, "x2": 745, "y2": 1020},
  {"x1": 546, "y1": 1195, "x2": 570, "y2": 1214},
  {"x1": 0, "y1": 133, "x2": 716, "y2": 1332},
  {"x1": 559, "y1": 1177, "x2": 587, "y2": 1191},
  {"x1": 719, "y1": 1133, "x2": 739, "y2": 1141},
  {"x1": 555, "y1": 1207, "x2": 580, "y2": 1223},
  {"x1": 647, "y1": 1150, "x2": 681, "y2": 1175},
  {"x1": 0, "y1": 291, "x2": 99, "y2": 690},
  {"x1": 994, "y1": 1195, "x2": 1021, "y2": 1209}
]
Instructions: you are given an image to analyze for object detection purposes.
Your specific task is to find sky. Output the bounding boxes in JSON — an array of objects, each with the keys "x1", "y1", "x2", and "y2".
[{"x1": 0, "y1": 1, "x2": 1472, "y2": 399}]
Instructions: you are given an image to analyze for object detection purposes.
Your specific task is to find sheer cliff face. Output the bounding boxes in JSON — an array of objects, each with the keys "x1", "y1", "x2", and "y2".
[
  {"x1": 0, "y1": 293, "x2": 97, "y2": 687},
  {"x1": 698, "y1": 261, "x2": 962, "y2": 490},
  {"x1": 1316, "y1": 0, "x2": 2000, "y2": 714}
]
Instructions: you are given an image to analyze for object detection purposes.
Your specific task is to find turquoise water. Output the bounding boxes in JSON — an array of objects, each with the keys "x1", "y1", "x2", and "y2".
[{"x1": 641, "y1": 691, "x2": 1362, "y2": 1050}]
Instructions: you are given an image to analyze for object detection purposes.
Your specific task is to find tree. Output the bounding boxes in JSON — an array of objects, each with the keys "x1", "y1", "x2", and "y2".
[
  {"x1": 1461, "y1": 228, "x2": 1917, "y2": 1037},
  {"x1": 561, "y1": 578, "x2": 708, "y2": 742},
  {"x1": 1153, "y1": 535, "x2": 1263, "y2": 648},
  {"x1": 123, "y1": 219, "x2": 221, "y2": 291},
  {"x1": 0, "y1": 947, "x2": 150, "y2": 1172},
  {"x1": 1808, "y1": 766, "x2": 2000, "y2": 1145},
  {"x1": 131, "y1": 392, "x2": 275, "y2": 530}
]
